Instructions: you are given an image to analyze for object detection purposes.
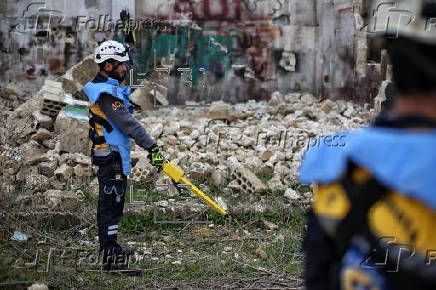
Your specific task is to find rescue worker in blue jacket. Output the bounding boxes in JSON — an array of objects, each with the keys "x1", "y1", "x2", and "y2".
[
  {"x1": 300, "y1": 1, "x2": 436, "y2": 289},
  {"x1": 83, "y1": 39, "x2": 165, "y2": 272}
]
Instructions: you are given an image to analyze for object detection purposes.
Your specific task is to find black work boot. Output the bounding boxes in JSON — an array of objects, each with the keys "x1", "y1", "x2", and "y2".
[{"x1": 100, "y1": 247, "x2": 142, "y2": 276}]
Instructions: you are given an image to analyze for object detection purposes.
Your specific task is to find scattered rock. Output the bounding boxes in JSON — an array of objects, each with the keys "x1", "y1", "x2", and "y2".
[
  {"x1": 260, "y1": 150, "x2": 273, "y2": 162},
  {"x1": 44, "y1": 190, "x2": 79, "y2": 211},
  {"x1": 27, "y1": 283, "x2": 49, "y2": 290},
  {"x1": 25, "y1": 174, "x2": 49, "y2": 192},
  {"x1": 255, "y1": 247, "x2": 268, "y2": 260},
  {"x1": 33, "y1": 111, "x2": 53, "y2": 129},
  {"x1": 263, "y1": 220, "x2": 279, "y2": 230},
  {"x1": 284, "y1": 188, "x2": 301, "y2": 200},
  {"x1": 54, "y1": 164, "x2": 74, "y2": 182},
  {"x1": 31, "y1": 128, "x2": 51, "y2": 141}
]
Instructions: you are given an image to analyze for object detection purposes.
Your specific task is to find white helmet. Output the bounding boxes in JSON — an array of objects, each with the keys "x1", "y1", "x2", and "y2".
[
  {"x1": 369, "y1": 0, "x2": 436, "y2": 44},
  {"x1": 94, "y1": 40, "x2": 129, "y2": 64}
]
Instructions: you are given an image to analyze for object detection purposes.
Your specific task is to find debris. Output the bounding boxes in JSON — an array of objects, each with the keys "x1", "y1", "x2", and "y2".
[
  {"x1": 263, "y1": 220, "x2": 279, "y2": 230},
  {"x1": 54, "y1": 164, "x2": 74, "y2": 182},
  {"x1": 260, "y1": 150, "x2": 273, "y2": 162},
  {"x1": 284, "y1": 188, "x2": 301, "y2": 201},
  {"x1": 27, "y1": 283, "x2": 49, "y2": 290},
  {"x1": 31, "y1": 128, "x2": 51, "y2": 142},
  {"x1": 44, "y1": 190, "x2": 79, "y2": 211},
  {"x1": 10, "y1": 231, "x2": 29, "y2": 242},
  {"x1": 171, "y1": 260, "x2": 182, "y2": 265},
  {"x1": 279, "y1": 51, "x2": 296, "y2": 71},
  {"x1": 255, "y1": 248, "x2": 268, "y2": 260},
  {"x1": 230, "y1": 166, "x2": 267, "y2": 194},
  {"x1": 129, "y1": 166, "x2": 151, "y2": 184},
  {"x1": 32, "y1": 111, "x2": 53, "y2": 129},
  {"x1": 25, "y1": 174, "x2": 49, "y2": 192},
  {"x1": 54, "y1": 107, "x2": 90, "y2": 154}
]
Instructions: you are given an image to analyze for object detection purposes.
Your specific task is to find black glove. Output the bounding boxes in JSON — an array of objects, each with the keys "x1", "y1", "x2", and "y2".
[{"x1": 147, "y1": 144, "x2": 166, "y2": 170}]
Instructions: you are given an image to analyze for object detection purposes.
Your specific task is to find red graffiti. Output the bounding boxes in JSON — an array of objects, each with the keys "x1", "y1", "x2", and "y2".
[{"x1": 173, "y1": 0, "x2": 247, "y2": 21}]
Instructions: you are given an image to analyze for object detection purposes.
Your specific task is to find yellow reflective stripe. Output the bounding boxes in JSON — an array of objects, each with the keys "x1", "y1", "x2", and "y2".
[
  {"x1": 89, "y1": 104, "x2": 108, "y2": 119},
  {"x1": 89, "y1": 104, "x2": 109, "y2": 149},
  {"x1": 313, "y1": 183, "x2": 351, "y2": 219},
  {"x1": 369, "y1": 192, "x2": 436, "y2": 255},
  {"x1": 343, "y1": 268, "x2": 380, "y2": 290}
]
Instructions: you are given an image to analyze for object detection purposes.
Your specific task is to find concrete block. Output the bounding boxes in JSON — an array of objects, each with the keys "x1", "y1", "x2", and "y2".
[
  {"x1": 41, "y1": 93, "x2": 67, "y2": 117},
  {"x1": 54, "y1": 107, "x2": 91, "y2": 154},
  {"x1": 229, "y1": 166, "x2": 267, "y2": 194},
  {"x1": 188, "y1": 162, "x2": 212, "y2": 180},
  {"x1": 128, "y1": 166, "x2": 150, "y2": 184}
]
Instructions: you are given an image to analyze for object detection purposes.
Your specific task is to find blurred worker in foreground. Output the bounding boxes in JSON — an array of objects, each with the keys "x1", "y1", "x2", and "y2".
[{"x1": 300, "y1": 1, "x2": 436, "y2": 289}]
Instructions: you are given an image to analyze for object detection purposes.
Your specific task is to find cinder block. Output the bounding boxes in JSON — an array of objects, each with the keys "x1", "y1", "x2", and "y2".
[
  {"x1": 41, "y1": 93, "x2": 67, "y2": 117},
  {"x1": 230, "y1": 166, "x2": 267, "y2": 194},
  {"x1": 129, "y1": 166, "x2": 150, "y2": 184}
]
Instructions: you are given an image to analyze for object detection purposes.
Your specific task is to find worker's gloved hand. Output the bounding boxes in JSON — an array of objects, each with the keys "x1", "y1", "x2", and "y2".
[{"x1": 147, "y1": 144, "x2": 166, "y2": 171}]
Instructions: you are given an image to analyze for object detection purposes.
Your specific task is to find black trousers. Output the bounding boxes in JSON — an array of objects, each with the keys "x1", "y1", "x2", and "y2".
[{"x1": 94, "y1": 151, "x2": 127, "y2": 250}]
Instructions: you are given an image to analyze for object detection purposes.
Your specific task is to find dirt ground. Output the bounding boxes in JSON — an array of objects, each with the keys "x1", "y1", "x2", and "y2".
[{"x1": 0, "y1": 179, "x2": 308, "y2": 289}]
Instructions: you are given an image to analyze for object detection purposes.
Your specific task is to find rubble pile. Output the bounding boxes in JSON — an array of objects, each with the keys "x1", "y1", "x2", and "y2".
[
  {"x1": 0, "y1": 56, "x2": 375, "y2": 209},
  {"x1": 137, "y1": 92, "x2": 373, "y2": 198}
]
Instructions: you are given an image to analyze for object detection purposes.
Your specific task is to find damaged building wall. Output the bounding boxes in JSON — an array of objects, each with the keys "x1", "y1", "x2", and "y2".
[
  {"x1": 0, "y1": 0, "x2": 116, "y2": 92},
  {"x1": 0, "y1": 0, "x2": 383, "y2": 103},
  {"x1": 133, "y1": 0, "x2": 382, "y2": 103}
]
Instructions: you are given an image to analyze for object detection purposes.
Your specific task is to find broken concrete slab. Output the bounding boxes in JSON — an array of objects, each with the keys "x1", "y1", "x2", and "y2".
[
  {"x1": 44, "y1": 190, "x2": 79, "y2": 211},
  {"x1": 54, "y1": 108, "x2": 91, "y2": 154},
  {"x1": 54, "y1": 164, "x2": 74, "y2": 182},
  {"x1": 32, "y1": 111, "x2": 53, "y2": 129}
]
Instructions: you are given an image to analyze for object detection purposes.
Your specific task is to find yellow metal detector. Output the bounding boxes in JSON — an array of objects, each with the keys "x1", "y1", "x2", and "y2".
[{"x1": 160, "y1": 161, "x2": 228, "y2": 216}]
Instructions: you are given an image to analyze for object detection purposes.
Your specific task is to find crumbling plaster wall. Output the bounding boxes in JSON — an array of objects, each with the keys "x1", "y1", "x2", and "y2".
[
  {"x1": 0, "y1": 0, "x2": 125, "y2": 93},
  {"x1": 0, "y1": 0, "x2": 380, "y2": 103}
]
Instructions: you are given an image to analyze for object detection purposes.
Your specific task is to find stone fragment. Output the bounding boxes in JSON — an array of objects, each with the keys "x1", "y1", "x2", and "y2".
[
  {"x1": 28, "y1": 283, "x2": 49, "y2": 290},
  {"x1": 31, "y1": 128, "x2": 51, "y2": 142},
  {"x1": 284, "y1": 188, "x2": 300, "y2": 200},
  {"x1": 25, "y1": 174, "x2": 49, "y2": 192},
  {"x1": 54, "y1": 164, "x2": 74, "y2": 182},
  {"x1": 320, "y1": 99, "x2": 334, "y2": 113},
  {"x1": 38, "y1": 161, "x2": 58, "y2": 177},
  {"x1": 32, "y1": 111, "x2": 53, "y2": 129},
  {"x1": 54, "y1": 108, "x2": 90, "y2": 154},
  {"x1": 44, "y1": 190, "x2": 79, "y2": 211},
  {"x1": 255, "y1": 248, "x2": 268, "y2": 260},
  {"x1": 263, "y1": 220, "x2": 279, "y2": 230},
  {"x1": 260, "y1": 150, "x2": 273, "y2": 162}
]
